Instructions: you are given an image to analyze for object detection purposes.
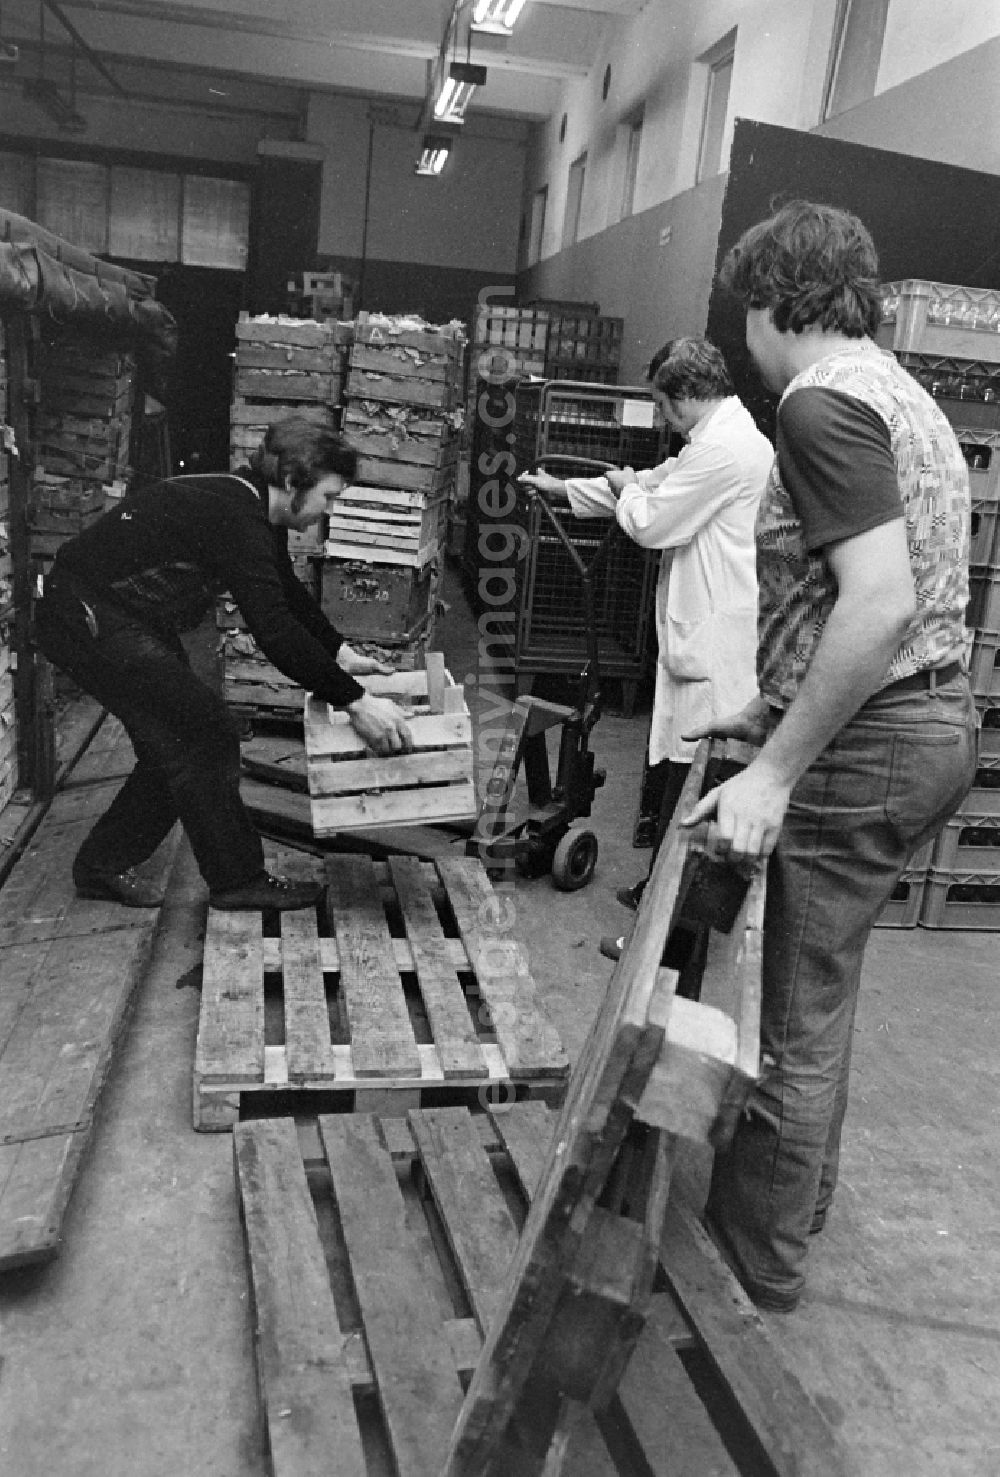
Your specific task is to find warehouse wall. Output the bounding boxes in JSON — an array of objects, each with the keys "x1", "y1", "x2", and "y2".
[
  {"x1": 818, "y1": 35, "x2": 1000, "y2": 177},
  {"x1": 517, "y1": 0, "x2": 1000, "y2": 380},
  {"x1": 304, "y1": 94, "x2": 524, "y2": 324}
]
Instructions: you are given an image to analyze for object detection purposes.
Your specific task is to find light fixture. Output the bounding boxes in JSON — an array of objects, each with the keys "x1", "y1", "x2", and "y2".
[
  {"x1": 433, "y1": 60, "x2": 488, "y2": 124},
  {"x1": 471, "y1": 0, "x2": 528, "y2": 36},
  {"x1": 415, "y1": 133, "x2": 453, "y2": 177}
]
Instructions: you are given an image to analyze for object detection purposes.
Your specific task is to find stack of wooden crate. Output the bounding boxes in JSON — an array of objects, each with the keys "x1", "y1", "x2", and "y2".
[
  {"x1": 325, "y1": 311, "x2": 466, "y2": 668},
  {"x1": 875, "y1": 278, "x2": 1000, "y2": 927},
  {"x1": 0, "y1": 322, "x2": 14, "y2": 814},
  {"x1": 221, "y1": 312, "x2": 352, "y2": 726},
  {"x1": 29, "y1": 330, "x2": 135, "y2": 573}
]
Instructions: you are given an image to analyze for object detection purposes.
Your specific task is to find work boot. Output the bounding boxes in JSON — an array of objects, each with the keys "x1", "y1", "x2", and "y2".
[
  {"x1": 615, "y1": 878, "x2": 647, "y2": 911},
  {"x1": 73, "y1": 865, "x2": 165, "y2": 908},
  {"x1": 209, "y1": 871, "x2": 322, "y2": 911}
]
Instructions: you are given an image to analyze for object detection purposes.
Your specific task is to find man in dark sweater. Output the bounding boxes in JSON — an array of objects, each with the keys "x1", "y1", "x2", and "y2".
[{"x1": 34, "y1": 410, "x2": 412, "y2": 911}]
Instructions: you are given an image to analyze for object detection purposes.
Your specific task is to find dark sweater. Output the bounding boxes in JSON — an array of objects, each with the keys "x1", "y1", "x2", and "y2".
[{"x1": 51, "y1": 469, "x2": 365, "y2": 708}]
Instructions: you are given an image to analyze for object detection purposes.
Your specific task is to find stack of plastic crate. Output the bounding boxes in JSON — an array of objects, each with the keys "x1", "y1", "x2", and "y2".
[
  {"x1": 329, "y1": 311, "x2": 466, "y2": 668},
  {"x1": 29, "y1": 329, "x2": 135, "y2": 575},
  {"x1": 876, "y1": 279, "x2": 1000, "y2": 927},
  {"x1": 221, "y1": 312, "x2": 353, "y2": 725},
  {"x1": 286, "y1": 271, "x2": 356, "y2": 323},
  {"x1": 543, "y1": 310, "x2": 623, "y2": 384},
  {"x1": 0, "y1": 320, "x2": 14, "y2": 818}
]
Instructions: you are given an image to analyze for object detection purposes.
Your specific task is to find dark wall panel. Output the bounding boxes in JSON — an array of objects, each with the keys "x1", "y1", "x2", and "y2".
[{"x1": 706, "y1": 119, "x2": 1000, "y2": 435}]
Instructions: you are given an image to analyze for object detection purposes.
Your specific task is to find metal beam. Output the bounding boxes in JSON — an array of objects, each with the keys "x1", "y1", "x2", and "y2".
[{"x1": 41, "y1": 0, "x2": 128, "y2": 96}]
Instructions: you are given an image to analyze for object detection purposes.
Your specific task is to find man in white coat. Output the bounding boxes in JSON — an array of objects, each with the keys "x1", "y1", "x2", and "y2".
[{"x1": 520, "y1": 336, "x2": 773, "y2": 959}]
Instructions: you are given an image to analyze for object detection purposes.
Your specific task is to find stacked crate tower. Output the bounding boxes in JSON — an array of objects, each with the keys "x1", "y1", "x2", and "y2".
[
  {"x1": 462, "y1": 303, "x2": 622, "y2": 598},
  {"x1": 30, "y1": 327, "x2": 135, "y2": 573},
  {"x1": 220, "y1": 312, "x2": 351, "y2": 725},
  {"x1": 875, "y1": 279, "x2": 1000, "y2": 927},
  {"x1": 0, "y1": 321, "x2": 14, "y2": 817},
  {"x1": 325, "y1": 311, "x2": 466, "y2": 669}
]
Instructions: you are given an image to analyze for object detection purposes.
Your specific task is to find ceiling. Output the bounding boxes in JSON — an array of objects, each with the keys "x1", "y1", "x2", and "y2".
[{"x1": 0, "y1": 0, "x2": 649, "y2": 132}]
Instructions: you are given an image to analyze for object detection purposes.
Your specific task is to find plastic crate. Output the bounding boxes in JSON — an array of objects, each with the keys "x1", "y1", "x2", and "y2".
[
  {"x1": 874, "y1": 869, "x2": 926, "y2": 928},
  {"x1": 970, "y1": 492, "x2": 1000, "y2": 567},
  {"x1": 932, "y1": 813, "x2": 1000, "y2": 873},
  {"x1": 969, "y1": 630, "x2": 1000, "y2": 698},
  {"x1": 896, "y1": 353, "x2": 1000, "y2": 432},
  {"x1": 920, "y1": 869, "x2": 1000, "y2": 929},
  {"x1": 961, "y1": 754, "x2": 1000, "y2": 815},
  {"x1": 975, "y1": 701, "x2": 1000, "y2": 758},
  {"x1": 967, "y1": 567, "x2": 1000, "y2": 631},
  {"x1": 957, "y1": 427, "x2": 1000, "y2": 502},
  {"x1": 878, "y1": 281, "x2": 1000, "y2": 363}
]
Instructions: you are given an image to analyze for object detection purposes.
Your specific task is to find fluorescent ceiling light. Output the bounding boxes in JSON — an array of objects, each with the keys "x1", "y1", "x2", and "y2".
[
  {"x1": 415, "y1": 134, "x2": 453, "y2": 177},
  {"x1": 471, "y1": 0, "x2": 528, "y2": 34},
  {"x1": 433, "y1": 60, "x2": 487, "y2": 124}
]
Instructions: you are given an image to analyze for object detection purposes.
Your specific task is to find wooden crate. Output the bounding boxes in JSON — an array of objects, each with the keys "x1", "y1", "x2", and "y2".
[
  {"x1": 193, "y1": 850, "x2": 569, "y2": 1129},
  {"x1": 346, "y1": 368, "x2": 457, "y2": 411},
  {"x1": 325, "y1": 484, "x2": 448, "y2": 562},
  {"x1": 319, "y1": 555, "x2": 439, "y2": 643},
  {"x1": 304, "y1": 660, "x2": 474, "y2": 833}
]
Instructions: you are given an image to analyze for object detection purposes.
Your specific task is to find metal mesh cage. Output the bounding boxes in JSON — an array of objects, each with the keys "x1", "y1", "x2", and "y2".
[{"x1": 512, "y1": 381, "x2": 667, "y2": 681}]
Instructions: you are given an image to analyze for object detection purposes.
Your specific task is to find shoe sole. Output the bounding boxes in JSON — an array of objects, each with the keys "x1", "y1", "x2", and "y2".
[{"x1": 74, "y1": 883, "x2": 164, "y2": 908}]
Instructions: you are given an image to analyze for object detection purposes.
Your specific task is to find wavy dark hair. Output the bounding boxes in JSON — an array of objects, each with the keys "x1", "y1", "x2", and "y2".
[
  {"x1": 650, "y1": 336, "x2": 735, "y2": 402},
  {"x1": 249, "y1": 409, "x2": 357, "y2": 506},
  {"x1": 719, "y1": 199, "x2": 881, "y2": 337}
]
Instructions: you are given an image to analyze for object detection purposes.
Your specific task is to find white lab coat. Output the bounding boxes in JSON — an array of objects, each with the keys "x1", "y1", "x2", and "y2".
[{"x1": 565, "y1": 397, "x2": 773, "y2": 764}]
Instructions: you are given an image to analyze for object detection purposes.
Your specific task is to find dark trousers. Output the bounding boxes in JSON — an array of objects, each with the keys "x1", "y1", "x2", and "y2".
[{"x1": 34, "y1": 574, "x2": 264, "y2": 893}]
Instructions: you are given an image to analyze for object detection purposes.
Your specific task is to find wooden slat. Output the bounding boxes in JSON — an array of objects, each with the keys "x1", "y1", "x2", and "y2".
[
  {"x1": 195, "y1": 911, "x2": 265, "y2": 1085},
  {"x1": 308, "y1": 748, "x2": 471, "y2": 795},
  {"x1": 486, "y1": 1100, "x2": 556, "y2": 1201},
  {"x1": 0, "y1": 1134, "x2": 79, "y2": 1268},
  {"x1": 325, "y1": 855, "x2": 420, "y2": 1078},
  {"x1": 261, "y1": 932, "x2": 471, "y2": 976},
  {"x1": 234, "y1": 1120, "x2": 367, "y2": 1477},
  {"x1": 435, "y1": 857, "x2": 568, "y2": 1079},
  {"x1": 443, "y1": 748, "x2": 714, "y2": 1474},
  {"x1": 408, "y1": 1107, "x2": 521, "y2": 1333},
  {"x1": 597, "y1": 1292, "x2": 740, "y2": 1477},
  {"x1": 310, "y1": 781, "x2": 478, "y2": 835},
  {"x1": 0, "y1": 931, "x2": 151, "y2": 1144},
  {"x1": 390, "y1": 857, "x2": 487, "y2": 1080},
  {"x1": 659, "y1": 1202, "x2": 852, "y2": 1477},
  {"x1": 319, "y1": 1114, "x2": 465, "y2": 1477},
  {"x1": 279, "y1": 911, "x2": 338, "y2": 1084}
]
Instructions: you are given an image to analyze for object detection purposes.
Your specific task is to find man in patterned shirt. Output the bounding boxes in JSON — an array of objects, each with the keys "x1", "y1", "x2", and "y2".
[{"x1": 684, "y1": 200, "x2": 977, "y2": 1312}]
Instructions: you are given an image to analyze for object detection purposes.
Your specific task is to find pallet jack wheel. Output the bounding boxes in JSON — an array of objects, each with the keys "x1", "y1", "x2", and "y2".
[{"x1": 551, "y1": 829, "x2": 599, "y2": 891}]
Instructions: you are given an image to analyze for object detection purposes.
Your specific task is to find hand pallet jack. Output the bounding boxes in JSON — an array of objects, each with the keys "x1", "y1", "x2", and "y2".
[{"x1": 466, "y1": 457, "x2": 617, "y2": 891}]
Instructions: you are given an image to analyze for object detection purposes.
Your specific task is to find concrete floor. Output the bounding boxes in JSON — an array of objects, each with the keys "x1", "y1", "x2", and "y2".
[{"x1": 0, "y1": 568, "x2": 998, "y2": 1475}]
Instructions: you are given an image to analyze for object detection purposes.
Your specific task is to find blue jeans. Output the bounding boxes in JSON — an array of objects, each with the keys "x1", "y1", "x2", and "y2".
[{"x1": 706, "y1": 672, "x2": 977, "y2": 1308}]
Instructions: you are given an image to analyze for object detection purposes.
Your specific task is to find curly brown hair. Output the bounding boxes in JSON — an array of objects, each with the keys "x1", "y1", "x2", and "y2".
[
  {"x1": 720, "y1": 199, "x2": 881, "y2": 337},
  {"x1": 249, "y1": 409, "x2": 357, "y2": 501}
]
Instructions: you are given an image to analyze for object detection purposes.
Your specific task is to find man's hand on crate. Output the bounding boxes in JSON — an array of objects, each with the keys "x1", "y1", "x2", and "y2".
[
  {"x1": 347, "y1": 693, "x2": 414, "y2": 755},
  {"x1": 337, "y1": 641, "x2": 394, "y2": 677}
]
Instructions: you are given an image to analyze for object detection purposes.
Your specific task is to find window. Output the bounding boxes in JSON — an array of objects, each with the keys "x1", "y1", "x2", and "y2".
[
  {"x1": 563, "y1": 152, "x2": 587, "y2": 249},
  {"x1": 620, "y1": 112, "x2": 643, "y2": 220},
  {"x1": 528, "y1": 185, "x2": 547, "y2": 265},
  {"x1": 696, "y1": 33, "x2": 735, "y2": 183},
  {"x1": 822, "y1": 0, "x2": 890, "y2": 120}
]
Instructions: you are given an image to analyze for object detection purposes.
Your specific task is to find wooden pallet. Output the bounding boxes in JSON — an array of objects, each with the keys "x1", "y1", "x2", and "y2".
[
  {"x1": 235, "y1": 1101, "x2": 848, "y2": 1477},
  {"x1": 193, "y1": 848, "x2": 569, "y2": 1130},
  {"x1": 0, "y1": 713, "x2": 178, "y2": 1268}
]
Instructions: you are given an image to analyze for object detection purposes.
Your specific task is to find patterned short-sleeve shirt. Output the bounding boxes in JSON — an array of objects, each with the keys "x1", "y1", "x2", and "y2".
[{"x1": 757, "y1": 346, "x2": 970, "y2": 708}]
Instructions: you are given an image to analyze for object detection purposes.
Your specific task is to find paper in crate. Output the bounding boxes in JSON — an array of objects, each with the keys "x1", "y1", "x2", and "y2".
[{"x1": 304, "y1": 654, "x2": 475, "y2": 832}]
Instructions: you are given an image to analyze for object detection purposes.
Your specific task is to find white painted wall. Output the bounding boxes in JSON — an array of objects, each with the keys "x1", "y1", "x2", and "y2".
[
  {"x1": 522, "y1": 0, "x2": 1000, "y2": 264},
  {"x1": 878, "y1": 0, "x2": 1000, "y2": 92}
]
